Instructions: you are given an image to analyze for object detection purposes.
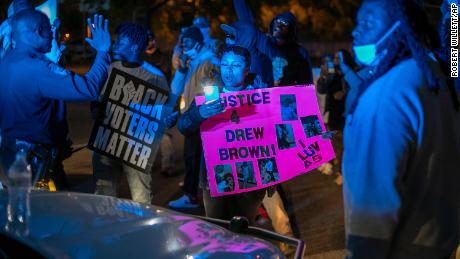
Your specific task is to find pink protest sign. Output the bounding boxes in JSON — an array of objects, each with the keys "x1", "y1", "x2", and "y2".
[{"x1": 197, "y1": 85, "x2": 335, "y2": 197}]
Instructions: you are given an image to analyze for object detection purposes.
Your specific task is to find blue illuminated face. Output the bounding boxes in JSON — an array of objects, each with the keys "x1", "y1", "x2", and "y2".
[
  {"x1": 112, "y1": 35, "x2": 136, "y2": 61},
  {"x1": 220, "y1": 51, "x2": 248, "y2": 90},
  {"x1": 352, "y1": 1, "x2": 391, "y2": 46}
]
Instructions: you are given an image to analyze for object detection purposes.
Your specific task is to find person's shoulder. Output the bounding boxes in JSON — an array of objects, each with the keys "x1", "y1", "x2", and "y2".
[
  {"x1": 384, "y1": 58, "x2": 426, "y2": 92},
  {"x1": 109, "y1": 60, "x2": 124, "y2": 70},
  {"x1": 141, "y1": 61, "x2": 169, "y2": 90},
  {"x1": 364, "y1": 58, "x2": 426, "y2": 114},
  {"x1": 196, "y1": 47, "x2": 218, "y2": 64},
  {"x1": 7, "y1": 50, "x2": 44, "y2": 65},
  {"x1": 6, "y1": 52, "x2": 72, "y2": 81},
  {"x1": 142, "y1": 61, "x2": 166, "y2": 78}
]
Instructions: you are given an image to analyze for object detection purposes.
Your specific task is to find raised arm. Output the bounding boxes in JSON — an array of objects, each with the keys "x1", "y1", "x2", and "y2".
[
  {"x1": 38, "y1": 14, "x2": 111, "y2": 101},
  {"x1": 233, "y1": 0, "x2": 256, "y2": 24}
]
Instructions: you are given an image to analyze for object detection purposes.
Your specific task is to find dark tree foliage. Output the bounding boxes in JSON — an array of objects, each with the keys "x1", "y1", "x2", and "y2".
[{"x1": 1, "y1": 0, "x2": 444, "y2": 50}]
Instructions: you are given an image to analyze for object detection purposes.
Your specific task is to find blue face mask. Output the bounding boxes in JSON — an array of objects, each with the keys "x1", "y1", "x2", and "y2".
[{"x1": 353, "y1": 21, "x2": 401, "y2": 66}]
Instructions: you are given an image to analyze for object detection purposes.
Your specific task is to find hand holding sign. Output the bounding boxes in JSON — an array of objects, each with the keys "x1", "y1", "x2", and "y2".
[
  {"x1": 321, "y1": 130, "x2": 337, "y2": 140},
  {"x1": 199, "y1": 99, "x2": 225, "y2": 119},
  {"x1": 164, "y1": 111, "x2": 179, "y2": 128}
]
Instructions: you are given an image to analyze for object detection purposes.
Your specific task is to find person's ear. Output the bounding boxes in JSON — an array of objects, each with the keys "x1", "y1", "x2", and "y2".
[
  {"x1": 36, "y1": 26, "x2": 50, "y2": 40},
  {"x1": 244, "y1": 66, "x2": 250, "y2": 76}
]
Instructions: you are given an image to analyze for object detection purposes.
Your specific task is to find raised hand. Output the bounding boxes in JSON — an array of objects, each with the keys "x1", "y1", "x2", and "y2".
[
  {"x1": 85, "y1": 14, "x2": 111, "y2": 53},
  {"x1": 321, "y1": 130, "x2": 337, "y2": 140}
]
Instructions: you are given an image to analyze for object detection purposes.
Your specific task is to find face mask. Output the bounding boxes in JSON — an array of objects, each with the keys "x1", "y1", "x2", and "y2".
[{"x1": 353, "y1": 21, "x2": 401, "y2": 66}]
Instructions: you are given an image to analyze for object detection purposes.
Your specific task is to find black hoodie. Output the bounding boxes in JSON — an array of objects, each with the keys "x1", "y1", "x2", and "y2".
[
  {"x1": 225, "y1": 21, "x2": 274, "y2": 86},
  {"x1": 233, "y1": 0, "x2": 313, "y2": 86},
  {"x1": 268, "y1": 12, "x2": 313, "y2": 86}
]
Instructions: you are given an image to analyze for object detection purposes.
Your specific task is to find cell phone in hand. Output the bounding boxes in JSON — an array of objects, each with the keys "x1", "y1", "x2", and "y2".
[{"x1": 204, "y1": 85, "x2": 220, "y2": 103}]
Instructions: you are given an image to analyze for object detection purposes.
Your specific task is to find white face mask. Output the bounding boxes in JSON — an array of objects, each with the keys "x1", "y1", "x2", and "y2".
[
  {"x1": 353, "y1": 21, "x2": 401, "y2": 66},
  {"x1": 183, "y1": 42, "x2": 200, "y2": 59}
]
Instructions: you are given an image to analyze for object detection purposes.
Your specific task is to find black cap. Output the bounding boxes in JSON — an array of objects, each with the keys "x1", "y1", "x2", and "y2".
[
  {"x1": 193, "y1": 16, "x2": 210, "y2": 28},
  {"x1": 182, "y1": 26, "x2": 204, "y2": 44}
]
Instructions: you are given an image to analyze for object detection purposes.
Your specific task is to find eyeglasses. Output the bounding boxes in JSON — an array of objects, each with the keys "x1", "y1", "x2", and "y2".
[{"x1": 275, "y1": 19, "x2": 289, "y2": 27}]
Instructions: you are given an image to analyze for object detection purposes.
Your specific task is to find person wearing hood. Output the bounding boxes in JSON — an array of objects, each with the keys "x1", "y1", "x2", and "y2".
[
  {"x1": 232, "y1": 0, "x2": 313, "y2": 86},
  {"x1": 168, "y1": 26, "x2": 220, "y2": 209},
  {"x1": 220, "y1": 21, "x2": 273, "y2": 87}
]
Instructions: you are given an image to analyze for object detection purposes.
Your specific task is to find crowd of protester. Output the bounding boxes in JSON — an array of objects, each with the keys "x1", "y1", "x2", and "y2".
[{"x1": 0, "y1": 0, "x2": 459, "y2": 257}]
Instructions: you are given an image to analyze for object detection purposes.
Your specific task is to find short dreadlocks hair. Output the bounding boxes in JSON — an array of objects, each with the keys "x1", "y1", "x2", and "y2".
[
  {"x1": 115, "y1": 22, "x2": 149, "y2": 53},
  {"x1": 359, "y1": 0, "x2": 459, "y2": 110}
]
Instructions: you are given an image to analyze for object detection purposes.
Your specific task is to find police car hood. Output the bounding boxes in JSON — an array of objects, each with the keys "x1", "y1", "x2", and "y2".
[{"x1": 0, "y1": 192, "x2": 282, "y2": 259}]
